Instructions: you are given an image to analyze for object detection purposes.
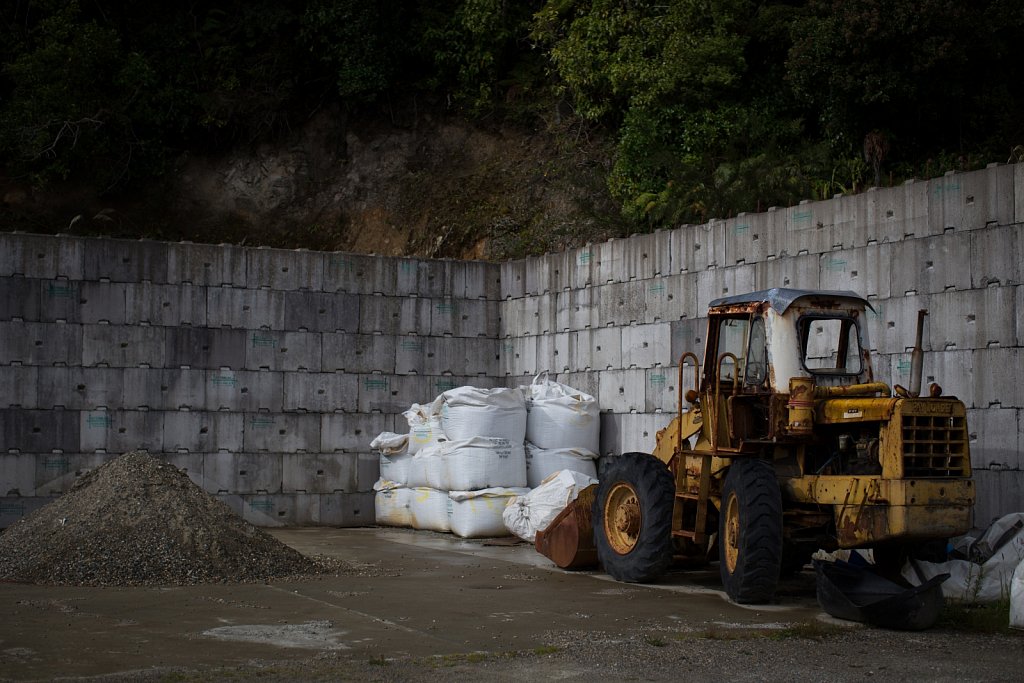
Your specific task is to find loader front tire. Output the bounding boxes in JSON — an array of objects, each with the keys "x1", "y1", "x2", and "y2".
[
  {"x1": 719, "y1": 458, "x2": 783, "y2": 604},
  {"x1": 593, "y1": 452, "x2": 674, "y2": 583}
]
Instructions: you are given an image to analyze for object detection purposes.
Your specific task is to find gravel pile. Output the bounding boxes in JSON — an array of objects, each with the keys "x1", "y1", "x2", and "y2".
[{"x1": 0, "y1": 451, "x2": 335, "y2": 586}]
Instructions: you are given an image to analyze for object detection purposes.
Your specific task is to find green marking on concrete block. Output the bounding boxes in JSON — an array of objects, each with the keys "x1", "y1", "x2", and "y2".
[
  {"x1": 210, "y1": 373, "x2": 238, "y2": 387},
  {"x1": 0, "y1": 502, "x2": 26, "y2": 515},
  {"x1": 825, "y1": 258, "x2": 847, "y2": 271},
  {"x1": 250, "y1": 416, "x2": 274, "y2": 428},
  {"x1": 734, "y1": 223, "x2": 751, "y2": 235},
  {"x1": 436, "y1": 302, "x2": 454, "y2": 314},
  {"x1": 649, "y1": 374, "x2": 667, "y2": 386},
  {"x1": 792, "y1": 210, "x2": 813, "y2": 227},
  {"x1": 502, "y1": 342, "x2": 514, "y2": 354},
  {"x1": 435, "y1": 379, "x2": 456, "y2": 392},
  {"x1": 331, "y1": 257, "x2": 353, "y2": 272},
  {"x1": 86, "y1": 414, "x2": 112, "y2": 429},
  {"x1": 400, "y1": 340, "x2": 424, "y2": 351},
  {"x1": 44, "y1": 457, "x2": 69, "y2": 472},
  {"x1": 868, "y1": 304, "x2": 884, "y2": 319},
  {"x1": 363, "y1": 378, "x2": 388, "y2": 390},
  {"x1": 648, "y1": 282, "x2": 666, "y2": 294},
  {"x1": 400, "y1": 261, "x2": 416, "y2": 272},
  {"x1": 251, "y1": 334, "x2": 277, "y2": 348},
  {"x1": 578, "y1": 251, "x2": 591, "y2": 265},
  {"x1": 46, "y1": 283, "x2": 75, "y2": 298},
  {"x1": 897, "y1": 358, "x2": 912, "y2": 374},
  {"x1": 249, "y1": 499, "x2": 274, "y2": 512},
  {"x1": 932, "y1": 182, "x2": 961, "y2": 196}
]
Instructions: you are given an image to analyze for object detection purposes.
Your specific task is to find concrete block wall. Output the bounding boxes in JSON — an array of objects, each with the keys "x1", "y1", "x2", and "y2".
[
  {"x1": 0, "y1": 236, "x2": 500, "y2": 527},
  {"x1": 2, "y1": 162, "x2": 1022, "y2": 528},
  {"x1": 499, "y1": 164, "x2": 1024, "y2": 527}
]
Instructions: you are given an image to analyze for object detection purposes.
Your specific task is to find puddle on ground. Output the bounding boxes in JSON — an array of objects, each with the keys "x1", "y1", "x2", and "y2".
[{"x1": 199, "y1": 620, "x2": 350, "y2": 650}]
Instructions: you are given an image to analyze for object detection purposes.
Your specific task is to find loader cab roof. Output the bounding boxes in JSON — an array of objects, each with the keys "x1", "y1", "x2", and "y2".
[{"x1": 708, "y1": 288, "x2": 872, "y2": 315}]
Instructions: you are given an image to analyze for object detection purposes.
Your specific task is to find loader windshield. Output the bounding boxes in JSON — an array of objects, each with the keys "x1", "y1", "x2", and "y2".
[{"x1": 799, "y1": 315, "x2": 863, "y2": 375}]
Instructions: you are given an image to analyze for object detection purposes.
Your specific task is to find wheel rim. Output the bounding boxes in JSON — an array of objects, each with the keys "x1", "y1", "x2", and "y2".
[
  {"x1": 724, "y1": 492, "x2": 740, "y2": 573},
  {"x1": 604, "y1": 482, "x2": 642, "y2": 555}
]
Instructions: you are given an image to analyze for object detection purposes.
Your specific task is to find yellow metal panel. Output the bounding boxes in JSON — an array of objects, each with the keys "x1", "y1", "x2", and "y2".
[{"x1": 816, "y1": 397, "x2": 898, "y2": 424}]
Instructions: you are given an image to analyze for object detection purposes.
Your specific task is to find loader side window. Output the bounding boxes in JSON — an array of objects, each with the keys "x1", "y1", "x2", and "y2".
[
  {"x1": 745, "y1": 317, "x2": 767, "y2": 387},
  {"x1": 800, "y1": 316, "x2": 863, "y2": 375},
  {"x1": 716, "y1": 317, "x2": 749, "y2": 383}
]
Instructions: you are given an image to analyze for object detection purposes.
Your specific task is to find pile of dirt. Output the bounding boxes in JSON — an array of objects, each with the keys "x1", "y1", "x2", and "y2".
[{"x1": 0, "y1": 452, "x2": 338, "y2": 587}]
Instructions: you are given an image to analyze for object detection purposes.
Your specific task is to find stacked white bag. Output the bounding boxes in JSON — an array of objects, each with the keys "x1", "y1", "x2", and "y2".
[
  {"x1": 372, "y1": 386, "x2": 530, "y2": 538},
  {"x1": 522, "y1": 372, "x2": 600, "y2": 487}
]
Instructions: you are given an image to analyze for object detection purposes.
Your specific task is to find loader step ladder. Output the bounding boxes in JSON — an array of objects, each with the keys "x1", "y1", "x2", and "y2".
[{"x1": 672, "y1": 453, "x2": 713, "y2": 543}]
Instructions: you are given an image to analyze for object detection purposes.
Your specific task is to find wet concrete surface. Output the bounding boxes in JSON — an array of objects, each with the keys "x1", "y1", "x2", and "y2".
[{"x1": 0, "y1": 527, "x2": 829, "y2": 681}]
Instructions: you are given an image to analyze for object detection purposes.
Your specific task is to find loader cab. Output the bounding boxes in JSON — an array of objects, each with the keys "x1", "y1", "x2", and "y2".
[{"x1": 703, "y1": 313, "x2": 769, "y2": 394}]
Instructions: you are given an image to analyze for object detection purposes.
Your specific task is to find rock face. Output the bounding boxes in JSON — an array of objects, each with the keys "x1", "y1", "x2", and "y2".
[{"x1": 0, "y1": 452, "x2": 324, "y2": 586}]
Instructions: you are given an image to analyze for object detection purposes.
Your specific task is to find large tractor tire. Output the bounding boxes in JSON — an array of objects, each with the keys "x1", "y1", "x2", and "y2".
[
  {"x1": 719, "y1": 458, "x2": 783, "y2": 604},
  {"x1": 593, "y1": 452, "x2": 675, "y2": 583}
]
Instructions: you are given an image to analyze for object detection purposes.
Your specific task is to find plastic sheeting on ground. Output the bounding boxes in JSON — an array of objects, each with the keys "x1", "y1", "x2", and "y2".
[
  {"x1": 903, "y1": 512, "x2": 1024, "y2": 603},
  {"x1": 448, "y1": 487, "x2": 529, "y2": 538},
  {"x1": 524, "y1": 373, "x2": 600, "y2": 453},
  {"x1": 439, "y1": 386, "x2": 527, "y2": 443},
  {"x1": 503, "y1": 469, "x2": 599, "y2": 543},
  {"x1": 524, "y1": 442, "x2": 597, "y2": 489}
]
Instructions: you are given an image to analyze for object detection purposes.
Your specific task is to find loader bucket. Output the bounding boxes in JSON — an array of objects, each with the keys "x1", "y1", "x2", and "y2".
[
  {"x1": 535, "y1": 484, "x2": 599, "y2": 569},
  {"x1": 813, "y1": 560, "x2": 949, "y2": 630}
]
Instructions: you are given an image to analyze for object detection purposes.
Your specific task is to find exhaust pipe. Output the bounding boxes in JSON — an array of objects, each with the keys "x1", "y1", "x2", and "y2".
[{"x1": 909, "y1": 309, "x2": 928, "y2": 398}]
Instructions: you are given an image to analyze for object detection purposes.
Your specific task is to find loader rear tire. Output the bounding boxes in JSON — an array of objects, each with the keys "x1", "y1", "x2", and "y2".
[
  {"x1": 719, "y1": 458, "x2": 783, "y2": 604},
  {"x1": 593, "y1": 452, "x2": 674, "y2": 583}
]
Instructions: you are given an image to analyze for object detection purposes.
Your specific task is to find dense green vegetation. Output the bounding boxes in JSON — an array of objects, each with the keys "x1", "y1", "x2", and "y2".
[{"x1": 2, "y1": 0, "x2": 1022, "y2": 233}]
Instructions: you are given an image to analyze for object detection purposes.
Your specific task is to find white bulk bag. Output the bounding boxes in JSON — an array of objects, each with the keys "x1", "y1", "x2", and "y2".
[
  {"x1": 448, "y1": 487, "x2": 529, "y2": 538},
  {"x1": 525, "y1": 442, "x2": 598, "y2": 489},
  {"x1": 405, "y1": 446, "x2": 437, "y2": 488},
  {"x1": 503, "y1": 469, "x2": 598, "y2": 543},
  {"x1": 440, "y1": 386, "x2": 527, "y2": 443},
  {"x1": 373, "y1": 480, "x2": 413, "y2": 527},
  {"x1": 403, "y1": 403, "x2": 446, "y2": 455},
  {"x1": 418, "y1": 437, "x2": 528, "y2": 491},
  {"x1": 379, "y1": 452, "x2": 412, "y2": 486},
  {"x1": 370, "y1": 431, "x2": 408, "y2": 454},
  {"x1": 1011, "y1": 558, "x2": 1024, "y2": 630},
  {"x1": 525, "y1": 372, "x2": 600, "y2": 453},
  {"x1": 409, "y1": 487, "x2": 451, "y2": 532}
]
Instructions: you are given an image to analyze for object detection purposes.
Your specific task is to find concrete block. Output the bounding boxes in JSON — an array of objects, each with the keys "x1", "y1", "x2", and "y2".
[
  {"x1": 202, "y1": 369, "x2": 284, "y2": 412},
  {"x1": 818, "y1": 243, "x2": 892, "y2": 300},
  {"x1": 1, "y1": 452, "x2": 37, "y2": 496},
  {"x1": 620, "y1": 232, "x2": 669, "y2": 282},
  {"x1": 1, "y1": 366, "x2": 39, "y2": 408},
  {"x1": 591, "y1": 327, "x2": 623, "y2": 371},
  {"x1": 564, "y1": 285, "x2": 599, "y2": 331},
  {"x1": 82, "y1": 238, "x2": 168, "y2": 283},
  {"x1": 321, "y1": 491, "x2": 376, "y2": 526},
  {"x1": 0, "y1": 233, "x2": 84, "y2": 279},
  {"x1": 246, "y1": 247, "x2": 323, "y2": 291},
  {"x1": 284, "y1": 371, "x2": 359, "y2": 413},
  {"x1": 206, "y1": 286, "x2": 286, "y2": 330},
  {"x1": 645, "y1": 366, "x2": 678, "y2": 413},
  {"x1": 167, "y1": 241, "x2": 247, "y2": 286},
  {"x1": 244, "y1": 330, "x2": 322, "y2": 372},
  {"x1": 888, "y1": 232, "x2": 972, "y2": 296},
  {"x1": 422, "y1": 336, "x2": 472, "y2": 376},
  {"x1": 375, "y1": 295, "x2": 434, "y2": 336},
  {"x1": 357, "y1": 452, "x2": 379, "y2": 491},
  {"x1": 695, "y1": 264, "x2": 756, "y2": 313},
  {"x1": 75, "y1": 282, "x2": 127, "y2": 324},
  {"x1": 928, "y1": 287, "x2": 1016, "y2": 351},
  {"x1": 2, "y1": 409, "x2": 79, "y2": 454},
  {"x1": 245, "y1": 493, "x2": 313, "y2": 526},
  {"x1": 243, "y1": 413, "x2": 321, "y2": 452},
  {"x1": 394, "y1": 258, "x2": 455, "y2": 298},
  {"x1": 162, "y1": 411, "x2": 244, "y2": 453},
  {"x1": 465, "y1": 338, "x2": 499, "y2": 377},
  {"x1": 34, "y1": 453, "x2": 110, "y2": 495},
  {"x1": 670, "y1": 317, "x2": 708, "y2": 365},
  {"x1": 600, "y1": 412, "x2": 668, "y2": 455},
  {"x1": 35, "y1": 280, "x2": 84, "y2": 327},
  {"x1": 933, "y1": 165, "x2": 1015, "y2": 234},
  {"x1": 670, "y1": 221, "x2": 727, "y2": 273},
  {"x1": 500, "y1": 259, "x2": 528, "y2": 300},
  {"x1": 455, "y1": 260, "x2": 500, "y2": 300},
  {"x1": 592, "y1": 240, "x2": 617, "y2": 285},
  {"x1": 204, "y1": 452, "x2": 282, "y2": 494},
  {"x1": 597, "y1": 281, "x2": 647, "y2": 326},
  {"x1": 1017, "y1": 162, "x2": 1024, "y2": 224},
  {"x1": 863, "y1": 294, "x2": 928, "y2": 355},
  {"x1": 787, "y1": 200, "x2": 839, "y2": 254},
  {"x1": 503, "y1": 296, "x2": 537, "y2": 336},
  {"x1": 0, "y1": 496, "x2": 50, "y2": 528},
  {"x1": 971, "y1": 347, "x2": 1022, "y2": 409},
  {"x1": 622, "y1": 322, "x2": 671, "y2": 369},
  {"x1": 966, "y1": 408, "x2": 1020, "y2": 470},
  {"x1": 971, "y1": 223, "x2": 1022, "y2": 289},
  {"x1": 567, "y1": 330, "x2": 593, "y2": 372},
  {"x1": 524, "y1": 255, "x2": 553, "y2": 295},
  {"x1": 537, "y1": 332, "x2": 570, "y2": 374},
  {"x1": 725, "y1": 212, "x2": 768, "y2": 266},
  {"x1": 0, "y1": 320, "x2": 82, "y2": 366},
  {"x1": 499, "y1": 336, "x2": 537, "y2": 377},
  {"x1": 323, "y1": 332, "x2": 396, "y2": 374},
  {"x1": 283, "y1": 452, "x2": 358, "y2": 493},
  {"x1": 321, "y1": 413, "x2": 391, "y2": 452},
  {"x1": 83, "y1": 324, "x2": 166, "y2": 368},
  {"x1": 598, "y1": 368, "x2": 646, "y2": 413},
  {"x1": 125, "y1": 282, "x2": 206, "y2": 326},
  {"x1": 38, "y1": 367, "x2": 124, "y2": 410},
  {"x1": 971, "y1": 468, "x2": 1024, "y2": 527},
  {"x1": 534, "y1": 293, "x2": 557, "y2": 335},
  {"x1": 433, "y1": 298, "x2": 497, "y2": 338},
  {"x1": 754, "y1": 253, "x2": 820, "y2": 292},
  {"x1": 866, "y1": 180, "x2": 929, "y2": 244},
  {"x1": 569, "y1": 245, "x2": 597, "y2": 289},
  {"x1": 393, "y1": 335, "x2": 427, "y2": 375},
  {"x1": 79, "y1": 409, "x2": 164, "y2": 453},
  {"x1": 887, "y1": 350, "x2": 973, "y2": 406},
  {"x1": 357, "y1": 374, "x2": 435, "y2": 414},
  {"x1": 162, "y1": 452, "x2": 204, "y2": 488},
  {"x1": 283, "y1": 291, "x2": 359, "y2": 332},
  {"x1": 0, "y1": 277, "x2": 41, "y2": 321},
  {"x1": 831, "y1": 193, "x2": 871, "y2": 250},
  {"x1": 643, "y1": 274, "x2": 696, "y2": 323},
  {"x1": 164, "y1": 327, "x2": 248, "y2": 369}
]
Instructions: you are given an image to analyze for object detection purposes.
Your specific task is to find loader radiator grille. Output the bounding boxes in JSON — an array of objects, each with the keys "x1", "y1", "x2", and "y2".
[{"x1": 901, "y1": 414, "x2": 968, "y2": 477}]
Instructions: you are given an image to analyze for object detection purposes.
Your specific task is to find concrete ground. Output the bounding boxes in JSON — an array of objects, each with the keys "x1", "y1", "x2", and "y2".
[{"x1": 0, "y1": 527, "x2": 1019, "y2": 682}]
